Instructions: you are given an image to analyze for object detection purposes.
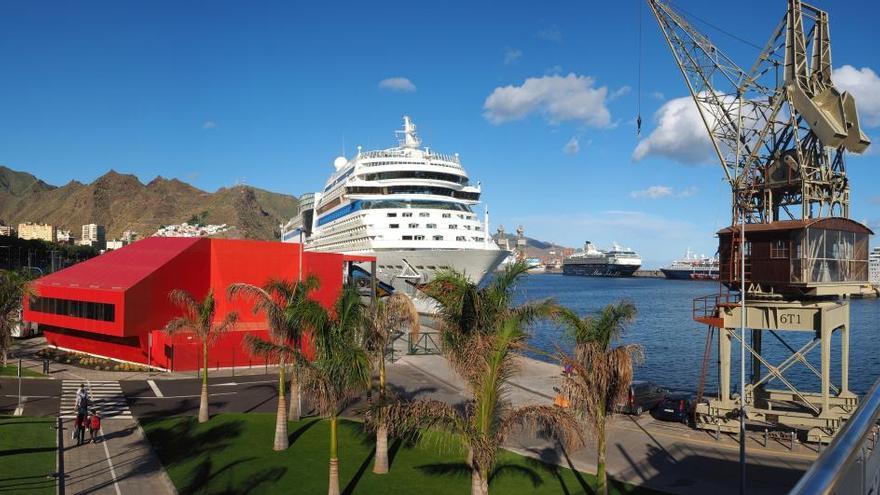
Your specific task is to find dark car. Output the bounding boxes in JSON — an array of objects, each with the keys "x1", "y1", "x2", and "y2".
[
  {"x1": 652, "y1": 392, "x2": 693, "y2": 424},
  {"x1": 617, "y1": 381, "x2": 667, "y2": 415}
]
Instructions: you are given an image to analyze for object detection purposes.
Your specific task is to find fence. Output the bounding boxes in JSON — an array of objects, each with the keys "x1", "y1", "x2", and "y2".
[{"x1": 406, "y1": 331, "x2": 441, "y2": 355}]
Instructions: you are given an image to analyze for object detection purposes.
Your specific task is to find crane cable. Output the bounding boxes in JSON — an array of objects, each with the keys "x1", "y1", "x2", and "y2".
[{"x1": 637, "y1": 0, "x2": 643, "y2": 136}]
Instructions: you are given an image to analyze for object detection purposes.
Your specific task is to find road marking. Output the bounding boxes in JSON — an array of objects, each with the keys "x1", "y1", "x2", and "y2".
[
  {"x1": 146, "y1": 380, "x2": 164, "y2": 398},
  {"x1": 214, "y1": 382, "x2": 238, "y2": 387},
  {"x1": 60, "y1": 380, "x2": 132, "y2": 420},
  {"x1": 13, "y1": 397, "x2": 25, "y2": 416},
  {"x1": 97, "y1": 421, "x2": 122, "y2": 495},
  {"x1": 130, "y1": 391, "x2": 237, "y2": 399}
]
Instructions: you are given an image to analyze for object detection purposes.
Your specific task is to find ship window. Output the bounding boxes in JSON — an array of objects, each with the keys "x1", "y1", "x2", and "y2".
[
  {"x1": 395, "y1": 265, "x2": 403, "y2": 269},
  {"x1": 474, "y1": 237, "x2": 484, "y2": 242},
  {"x1": 427, "y1": 265, "x2": 437, "y2": 269},
  {"x1": 419, "y1": 212, "x2": 430, "y2": 217},
  {"x1": 456, "y1": 236, "x2": 466, "y2": 241},
  {"x1": 426, "y1": 223, "x2": 437, "y2": 229},
  {"x1": 442, "y1": 213, "x2": 451, "y2": 218},
  {"x1": 387, "y1": 213, "x2": 397, "y2": 217},
  {"x1": 432, "y1": 236, "x2": 443, "y2": 241},
  {"x1": 402, "y1": 235, "x2": 413, "y2": 240},
  {"x1": 770, "y1": 240, "x2": 789, "y2": 259},
  {"x1": 414, "y1": 236, "x2": 425, "y2": 241},
  {"x1": 416, "y1": 265, "x2": 425, "y2": 269},
  {"x1": 475, "y1": 226, "x2": 482, "y2": 231},
  {"x1": 402, "y1": 212, "x2": 413, "y2": 217},
  {"x1": 464, "y1": 225, "x2": 472, "y2": 230},
  {"x1": 389, "y1": 224, "x2": 399, "y2": 229},
  {"x1": 408, "y1": 223, "x2": 418, "y2": 228},
  {"x1": 449, "y1": 224, "x2": 458, "y2": 230}
]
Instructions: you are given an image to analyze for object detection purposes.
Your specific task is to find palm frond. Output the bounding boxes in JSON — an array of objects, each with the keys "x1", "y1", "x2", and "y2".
[{"x1": 495, "y1": 404, "x2": 584, "y2": 452}]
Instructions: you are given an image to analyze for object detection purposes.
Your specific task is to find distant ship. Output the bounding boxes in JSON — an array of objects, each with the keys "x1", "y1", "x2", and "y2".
[
  {"x1": 562, "y1": 241, "x2": 641, "y2": 277},
  {"x1": 280, "y1": 116, "x2": 508, "y2": 298},
  {"x1": 660, "y1": 249, "x2": 720, "y2": 281}
]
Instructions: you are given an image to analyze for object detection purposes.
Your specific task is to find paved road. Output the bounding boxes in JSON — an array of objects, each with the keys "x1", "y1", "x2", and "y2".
[{"x1": 0, "y1": 378, "x2": 60, "y2": 416}]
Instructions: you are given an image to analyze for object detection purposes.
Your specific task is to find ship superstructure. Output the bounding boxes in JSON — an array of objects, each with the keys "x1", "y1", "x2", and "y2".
[
  {"x1": 562, "y1": 241, "x2": 641, "y2": 277},
  {"x1": 281, "y1": 116, "x2": 507, "y2": 296},
  {"x1": 660, "y1": 249, "x2": 720, "y2": 281}
]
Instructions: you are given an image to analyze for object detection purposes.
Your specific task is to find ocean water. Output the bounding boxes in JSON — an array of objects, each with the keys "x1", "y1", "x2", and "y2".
[{"x1": 512, "y1": 274, "x2": 880, "y2": 396}]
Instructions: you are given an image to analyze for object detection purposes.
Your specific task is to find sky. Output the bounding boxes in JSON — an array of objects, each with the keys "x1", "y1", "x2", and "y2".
[{"x1": 1, "y1": 0, "x2": 879, "y2": 268}]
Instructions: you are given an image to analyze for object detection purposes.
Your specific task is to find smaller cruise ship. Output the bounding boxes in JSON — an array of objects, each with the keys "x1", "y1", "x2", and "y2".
[
  {"x1": 562, "y1": 241, "x2": 641, "y2": 277},
  {"x1": 660, "y1": 249, "x2": 720, "y2": 281}
]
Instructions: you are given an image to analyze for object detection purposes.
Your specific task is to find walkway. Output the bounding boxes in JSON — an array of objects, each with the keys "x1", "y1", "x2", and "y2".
[{"x1": 60, "y1": 380, "x2": 132, "y2": 420}]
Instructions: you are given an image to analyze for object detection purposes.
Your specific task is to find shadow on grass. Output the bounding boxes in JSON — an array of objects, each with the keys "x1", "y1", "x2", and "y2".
[
  {"x1": 523, "y1": 446, "x2": 595, "y2": 495},
  {"x1": 416, "y1": 461, "x2": 544, "y2": 489},
  {"x1": 180, "y1": 456, "x2": 286, "y2": 495},
  {"x1": 143, "y1": 417, "x2": 244, "y2": 467},
  {"x1": 0, "y1": 446, "x2": 55, "y2": 458},
  {"x1": 288, "y1": 418, "x2": 320, "y2": 446}
]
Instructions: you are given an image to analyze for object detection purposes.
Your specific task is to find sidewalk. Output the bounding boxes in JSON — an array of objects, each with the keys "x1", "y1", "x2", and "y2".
[{"x1": 62, "y1": 417, "x2": 175, "y2": 495}]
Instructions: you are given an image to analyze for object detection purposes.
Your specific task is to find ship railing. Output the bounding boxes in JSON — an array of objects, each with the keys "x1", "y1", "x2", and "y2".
[
  {"x1": 692, "y1": 291, "x2": 740, "y2": 323},
  {"x1": 789, "y1": 376, "x2": 880, "y2": 494}
]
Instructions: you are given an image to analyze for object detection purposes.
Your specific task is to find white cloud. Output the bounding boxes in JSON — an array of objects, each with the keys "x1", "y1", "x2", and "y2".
[
  {"x1": 503, "y1": 47, "x2": 522, "y2": 65},
  {"x1": 202, "y1": 121, "x2": 217, "y2": 129},
  {"x1": 630, "y1": 185, "x2": 699, "y2": 199},
  {"x1": 833, "y1": 65, "x2": 880, "y2": 126},
  {"x1": 609, "y1": 86, "x2": 631, "y2": 101},
  {"x1": 536, "y1": 25, "x2": 562, "y2": 43},
  {"x1": 651, "y1": 91, "x2": 665, "y2": 100},
  {"x1": 563, "y1": 137, "x2": 580, "y2": 155},
  {"x1": 483, "y1": 73, "x2": 611, "y2": 126},
  {"x1": 632, "y1": 96, "x2": 713, "y2": 165},
  {"x1": 630, "y1": 185, "x2": 672, "y2": 199},
  {"x1": 378, "y1": 77, "x2": 416, "y2": 92}
]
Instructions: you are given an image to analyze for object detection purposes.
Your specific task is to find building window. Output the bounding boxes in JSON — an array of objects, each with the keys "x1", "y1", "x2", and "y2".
[
  {"x1": 770, "y1": 240, "x2": 789, "y2": 259},
  {"x1": 426, "y1": 223, "x2": 437, "y2": 229},
  {"x1": 442, "y1": 213, "x2": 451, "y2": 218},
  {"x1": 449, "y1": 224, "x2": 458, "y2": 230},
  {"x1": 456, "y1": 236, "x2": 466, "y2": 241},
  {"x1": 402, "y1": 212, "x2": 413, "y2": 217},
  {"x1": 402, "y1": 235, "x2": 413, "y2": 240},
  {"x1": 408, "y1": 223, "x2": 418, "y2": 228},
  {"x1": 464, "y1": 225, "x2": 472, "y2": 230},
  {"x1": 29, "y1": 296, "x2": 115, "y2": 322},
  {"x1": 387, "y1": 212, "x2": 397, "y2": 217},
  {"x1": 433, "y1": 235, "x2": 444, "y2": 241},
  {"x1": 389, "y1": 224, "x2": 399, "y2": 229},
  {"x1": 419, "y1": 212, "x2": 430, "y2": 218},
  {"x1": 414, "y1": 235, "x2": 425, "y2": 241}
]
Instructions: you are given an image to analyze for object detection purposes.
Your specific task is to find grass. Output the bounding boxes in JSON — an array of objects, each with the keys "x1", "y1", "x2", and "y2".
[
  {"x1": 0, "y1": 416, "x2": 56, "y2": 494},
  {"x1": 0, "y1": 364, "x2": 43, "y2": 377},
  {"x1": 143, "y1": 413, "x2": 662, "y2": 495}
]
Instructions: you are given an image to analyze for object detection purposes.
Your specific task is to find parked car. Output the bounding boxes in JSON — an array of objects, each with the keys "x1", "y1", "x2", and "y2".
[
  {"x1": 652, "y1": 392, "x2": 693, "y2": 424},
  {"x1": 617, "y1": 380, "x2": 667, "y2": 415}
]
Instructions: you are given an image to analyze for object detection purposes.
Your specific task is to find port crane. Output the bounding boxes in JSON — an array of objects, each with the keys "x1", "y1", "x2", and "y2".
[{"x1": 647, "y1": 0, "x2": 873, "y2": 443}]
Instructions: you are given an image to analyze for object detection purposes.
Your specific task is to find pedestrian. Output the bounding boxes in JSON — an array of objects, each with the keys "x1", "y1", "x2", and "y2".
[
  {"x1": 89, "y1": 410, "x2": 101, "y2": 444},
  {"x1": 75, "y1": 383, "x2": 88, "y2": 410},
  {"x1": 75, "y1": 401, "x2": 89, "y2": 445}
]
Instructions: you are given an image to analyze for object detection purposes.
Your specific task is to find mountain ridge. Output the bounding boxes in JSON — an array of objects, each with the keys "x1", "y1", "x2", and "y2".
[{"x1": 0, "y1": 165, "x2": 298, "y2": 241}]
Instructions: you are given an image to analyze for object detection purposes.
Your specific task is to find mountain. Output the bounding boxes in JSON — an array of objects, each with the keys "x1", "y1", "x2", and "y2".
[{"x1": 0, "y1": 166, "x2": 298, "y2": 240}]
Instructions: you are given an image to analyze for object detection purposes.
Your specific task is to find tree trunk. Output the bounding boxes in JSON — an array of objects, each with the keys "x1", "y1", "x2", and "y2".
[
  {"x1": 373, "y1": 423, "x2": 389, "y2": 474},
  {"x1": 597, "y1": 413, "x2": 607, "y2": 495},
  {"x1": 273, "y1": 362, "x2": 289, "y2": 451},
  {"x1": 328, "y1": 416, "x2": 340, "y2": 495},
  {"x1": 198, "y1": 342, "x2": 209, "y2": 423},
  {"x1": 288, "y1": 372, "x2": 301, "y2": 422},
  {"x1": 471, "y1": 467, "x2": 488, "y2": 495}
]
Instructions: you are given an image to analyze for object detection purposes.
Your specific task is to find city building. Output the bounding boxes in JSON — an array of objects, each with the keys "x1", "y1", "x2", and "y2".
[
  {"x1": 18, "y1": 222, "x2": 57, "y2": 242},
  {"x1": 104, "y1": 240, "x2": 125, "y2": 251},
  {"x1": 57, "y1": 230, "x2": 73, "y2": 244},
  {"x1": 82, "y1": 224, "x2": 106, "y2": 244},
  {"x1": 121, "y1": 230, "x2": 140, "y2": 243},
  {"x1": 23, "y1": 237, "x2": 374, "y2": 370},
  {"x1": 870, "y1": 246, "x2": 880, "y2": 286},
  {"x1": 0, "y1": 225, "x2": 15, "y2": 237},
  {"x1": 154, "y1": 223, "x2": 230, "y2": 237}
]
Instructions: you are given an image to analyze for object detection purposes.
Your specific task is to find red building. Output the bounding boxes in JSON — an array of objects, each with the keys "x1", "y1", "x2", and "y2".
[{"x1": 23, "y1": 237, "x2": 373, "y2": 371}]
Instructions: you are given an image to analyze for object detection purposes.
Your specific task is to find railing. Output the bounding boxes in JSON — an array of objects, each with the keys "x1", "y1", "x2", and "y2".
[
  {"x1": 692, "y1": 291, "x2": 740, "y2": 322},
  {"x1": 407, "y1": 331, "x2": 441, "y2": 355},
  {"x1": 789, "y1": 377, "x2": 880, "y2": 494}
]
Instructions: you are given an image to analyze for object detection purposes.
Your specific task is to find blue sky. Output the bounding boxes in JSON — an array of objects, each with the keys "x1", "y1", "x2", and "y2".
[{"x1": 1, "y1": 0, "x2": 878, "y2": 267}]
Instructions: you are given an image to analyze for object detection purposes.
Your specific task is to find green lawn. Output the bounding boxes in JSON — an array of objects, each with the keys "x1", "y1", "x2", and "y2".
[
  {"x1": 0, "y1": 364, "x2": 44, "y2": 377},
  {"x1": 143, "y1": 413, "x2": 661, "y2": 495},
  {"x1": 0, "y1": 417, "x2": 56, "y2": 494}
]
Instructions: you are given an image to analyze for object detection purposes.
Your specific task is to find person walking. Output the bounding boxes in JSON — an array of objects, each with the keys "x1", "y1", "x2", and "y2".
[
  {"x1": 74, "y1": 383, "x2": 88, "y2": 410},
  {"x1": 88, "y1": 410, "x2": 101, "y2": 444}
]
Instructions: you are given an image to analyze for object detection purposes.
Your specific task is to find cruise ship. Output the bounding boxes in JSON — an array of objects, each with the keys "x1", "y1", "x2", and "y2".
[
  {"x1": 281, "y1": 116, "x2": 508, "y2": 298},
  {"x1": 660, "y1": 249, "x2": 720, "y2": 281},
  {"x1": 562, "y1": 241, "x2": 641, "y2": 277}
]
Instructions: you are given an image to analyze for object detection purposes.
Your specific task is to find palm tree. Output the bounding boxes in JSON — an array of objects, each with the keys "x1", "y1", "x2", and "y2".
[
  {"x1": 558, "y1": 301, "x2": 643, "y2": 495},
  {"x1": 384, "y1": 316, "x2": 583, "y2": 495},
  {"x1": 363, "y1": 293, "x2": 420, "y2": 474},
  {"x1": 301, "y1": 285, "x2": 371, "y2": 495},
  {"x1": 419, "y1": 260, "x2": 559, "y2": 380},
  {"x1": 228, "y1": 275, "x2": 324, "y2": 451},
  {"x1": 0, "y1": 270, "x2": 31, "y2": 368},
  {"x1": 163, "y1": 288, "x2": 238, "y2": 423}
]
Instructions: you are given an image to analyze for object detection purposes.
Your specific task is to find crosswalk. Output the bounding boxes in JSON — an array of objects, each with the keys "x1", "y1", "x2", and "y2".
[{"x1": 60, "y1": 380, "x2": 132, "y2": 420}]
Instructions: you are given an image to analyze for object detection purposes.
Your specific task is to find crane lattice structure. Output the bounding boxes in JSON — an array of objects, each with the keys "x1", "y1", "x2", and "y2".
[
  {"x1": 648, "y1": 0, "x2": 872, "y2": 443},
  {"x1": 648, "y1": 0, "x2": 869, "y2": 225}
]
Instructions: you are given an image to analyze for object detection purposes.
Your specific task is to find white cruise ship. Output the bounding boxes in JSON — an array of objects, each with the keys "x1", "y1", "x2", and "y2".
[
  {"x1": 281, "y1": 116, "x2": 508, "y2": 298},
  {"x1": 562, "y1": 241, "x2": 641, "y2": 277}
]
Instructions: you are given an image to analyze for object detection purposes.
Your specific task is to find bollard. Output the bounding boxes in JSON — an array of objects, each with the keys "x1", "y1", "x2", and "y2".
[
  {"x1": 716, "y1": 423, "x2": 721, "y2": 441},
  {"x1": 42, "y1": 358, "x2": 50, "y2": 375},
  {"x1": 818, "y1": 440, "x2": 823, "y2": 454},
  {"x1": 764, "y1": 428, "x2": 768, "y2": 448},
  {"x1": 790, "y1": 431, "x2": 795, "y2": 451}
]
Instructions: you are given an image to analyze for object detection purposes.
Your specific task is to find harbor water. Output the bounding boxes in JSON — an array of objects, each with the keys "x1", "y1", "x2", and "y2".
[{"x1": 514, "y1": 273, "x2": 880, "y2": 396}]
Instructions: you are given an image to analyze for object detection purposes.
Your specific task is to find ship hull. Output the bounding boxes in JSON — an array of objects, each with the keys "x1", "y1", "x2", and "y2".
[
  {"x1": 364, "y1": 248, "x2": 508, "y2": 296},
  {"x1": 562, "y1": 263, "x2": 640, "y2": 277},
  {"x1": 660, "y1": 268, "x2": 719, "y2": 281}
]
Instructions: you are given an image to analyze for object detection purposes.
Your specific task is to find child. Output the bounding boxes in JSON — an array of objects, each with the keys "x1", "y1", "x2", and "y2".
[{"x1": 89, "y1": 410, "x2": 101, "y2": 444}]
